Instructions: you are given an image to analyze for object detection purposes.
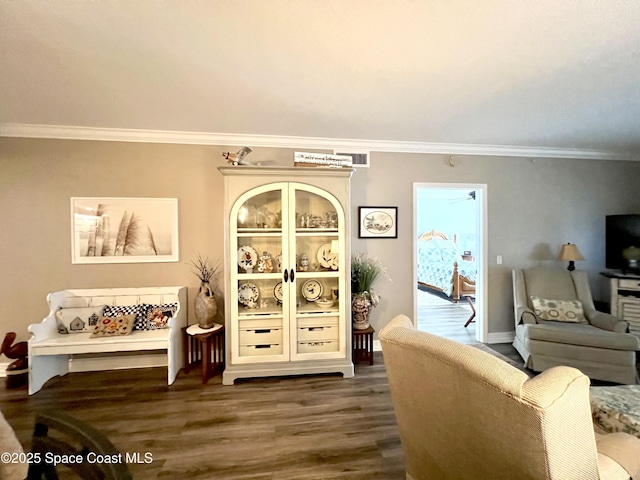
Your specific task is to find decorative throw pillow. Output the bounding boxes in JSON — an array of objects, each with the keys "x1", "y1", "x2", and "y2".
[
  {"x1": 103, "y1": 305, "x2": 145, "y2": 331},
  {"x1": 91, "y1": 314, "x2": 135, "y2": 337},
  {"x1": 56, "y1": 306, "x2": 105, "y2": 334},
  {"x1": 530, "y1": 296, "x2": 587, "y2": 323},
  {"x1": 140, "y1": 303, "x2": 178, "y2": 330}
]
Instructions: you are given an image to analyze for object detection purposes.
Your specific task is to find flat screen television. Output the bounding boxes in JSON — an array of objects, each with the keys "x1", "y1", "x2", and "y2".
[{"x1": 606, "y1": 214, "x2": 640, "y2": 273}]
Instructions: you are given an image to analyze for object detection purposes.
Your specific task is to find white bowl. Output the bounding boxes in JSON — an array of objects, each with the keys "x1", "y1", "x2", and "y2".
[{"x1": 315, "y1": 298, "x2": 335, "y2": 308}]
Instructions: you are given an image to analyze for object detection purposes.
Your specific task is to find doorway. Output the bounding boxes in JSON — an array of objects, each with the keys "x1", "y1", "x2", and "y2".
[{"x1": 413, "y1": 183, "x2": 487, "y2": 343}]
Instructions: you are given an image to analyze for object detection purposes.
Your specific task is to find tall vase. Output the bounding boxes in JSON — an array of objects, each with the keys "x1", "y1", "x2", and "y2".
[
  {"x1": 195, "y1": 281, "x2": 218, "y2": 329},
  {"x1": 352, "y1": 293, "x2": 372, "y2": 330}
]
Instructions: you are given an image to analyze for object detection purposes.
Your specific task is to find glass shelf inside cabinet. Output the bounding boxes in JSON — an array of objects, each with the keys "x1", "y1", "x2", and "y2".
[
  {"x1": 296, "y1": 235, "x2": 339, "y2": 273},
  {"x1": 295, "y1": 191, "x2": 338, "y2": 233},
  {"x1": 237, "y1": 190, "x2": 282, "y2": 232},
  {"x1": 297, "y1": 301, "x2": 340, "y2": 315},
  {"x1": 236, "y1": 189, "x2": 284, "y2": 275},
  {"x1": 237, "y1": 279, "x2": 284, "y2": 318}
]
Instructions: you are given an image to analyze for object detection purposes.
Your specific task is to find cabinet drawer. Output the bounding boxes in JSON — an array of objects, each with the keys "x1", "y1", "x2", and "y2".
[
  {"x1": 239, "y1": 318, "x2": 283, "y2": 329},
  {"x1": 297, "y1": 340, "x2": 339, "y2": 354},
  {"x1": 619, "y1": 279, "x2": 640, "y2": 290},
  {"x1": 240, "y1": 328, "x2": 282, "y2": 345},
  {"x1": 297, "y1": 325, "x2": 339, "y2": 342},
  {"x1": 297, "y1": 316, "x2": 339, "y2": 328},
  {"x1": 239, "y1": 344, "x2": 283, "y2": 356}
]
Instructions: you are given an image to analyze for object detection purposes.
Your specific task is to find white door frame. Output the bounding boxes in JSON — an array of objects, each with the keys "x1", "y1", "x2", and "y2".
[{"x1": 412, "y1": 182, "x2": 488, "y2": 343}]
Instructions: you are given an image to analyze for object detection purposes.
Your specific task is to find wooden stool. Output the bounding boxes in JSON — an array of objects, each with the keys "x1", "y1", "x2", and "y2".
[
  {"x1": 183, "y1": 324, "x2": 225, "y2": 384},
  {"x1": 353, "y1": 326, "x2": 375, "y2": 365}
]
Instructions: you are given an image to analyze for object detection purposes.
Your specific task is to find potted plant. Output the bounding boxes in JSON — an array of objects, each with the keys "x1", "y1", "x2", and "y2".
[
  {"x1": 190, "y1": 254, "x2": 222, "y2": 329},
  {"x1": 351, "y1": 253, "x2": 388, "y2": 330}
]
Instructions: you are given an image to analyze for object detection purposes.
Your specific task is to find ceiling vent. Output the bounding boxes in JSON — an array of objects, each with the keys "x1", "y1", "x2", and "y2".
[{"x1": 333, "y1": 150, "x2": 370, "y2": 168}]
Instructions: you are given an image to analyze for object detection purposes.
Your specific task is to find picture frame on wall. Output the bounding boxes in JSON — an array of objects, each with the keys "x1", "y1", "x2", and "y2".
[
  {"x1": 70, "y1": 197, "x2": 179, "y2": 264},
  {"x1": 358, "y1": 206, "x2": 398, "y2": 239}
]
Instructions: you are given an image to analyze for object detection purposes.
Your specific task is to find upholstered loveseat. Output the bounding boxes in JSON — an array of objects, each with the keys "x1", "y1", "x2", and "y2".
[{"x1": 380, "y1": 314, "x2": 640, "y2": 480}]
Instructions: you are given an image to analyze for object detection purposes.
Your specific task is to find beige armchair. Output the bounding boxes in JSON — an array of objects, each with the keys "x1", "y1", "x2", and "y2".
[
  {"x1": 380, "y1": 314, "x2": 640, "y2": 480},
  {"x1": 513, "y1": 267, "x2": 639, "y2": 384}
]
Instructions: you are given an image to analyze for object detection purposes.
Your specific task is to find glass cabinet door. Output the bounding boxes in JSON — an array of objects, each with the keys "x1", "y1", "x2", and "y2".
[
  {"x1": 288, "y1": 184, "x2": 346, "y2": 360},
  {"x1": 230, "y1": 183, "x2": 289, "y2": 363},
  {"x1": 229, "y1": 182, "x2": 347, "y2": 364}
]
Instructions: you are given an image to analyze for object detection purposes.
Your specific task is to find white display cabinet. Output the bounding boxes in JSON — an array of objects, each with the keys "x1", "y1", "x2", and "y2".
[{"x1": 218, "y1": 166, "x2": 355, "y2": 385}]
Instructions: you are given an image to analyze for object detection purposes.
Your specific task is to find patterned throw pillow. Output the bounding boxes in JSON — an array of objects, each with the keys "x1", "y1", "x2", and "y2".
[
  {"x1": 103, "y1": 305, "x2": 144, "y2": 330},
  {"x1": 140, "y1": 303, "x2": 178, "y2": 330},
  {"x1": 530, "y1": 296, "x2": 587, "y2": 323},
  {"x1": 56, "y1": 306, "x2": 105, "y2": 334},
  {"x1": 91, "y1": 314, "x2": 135, "y2": 337}
]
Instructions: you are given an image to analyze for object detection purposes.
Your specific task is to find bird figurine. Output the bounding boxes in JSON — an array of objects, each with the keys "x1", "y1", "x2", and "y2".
[{"x1": 1, "y1": 332, "x2": 28, "y2": 388}]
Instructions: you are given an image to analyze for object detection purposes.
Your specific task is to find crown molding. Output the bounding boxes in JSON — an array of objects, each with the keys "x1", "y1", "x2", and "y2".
[{"x1": 0, "y1": 123, "x2": 637, "y2": 161}]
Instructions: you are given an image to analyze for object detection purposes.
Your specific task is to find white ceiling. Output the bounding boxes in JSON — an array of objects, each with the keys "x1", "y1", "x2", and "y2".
[{"x1": 1, "y1": 1, "x2": 640, "y2": 159}]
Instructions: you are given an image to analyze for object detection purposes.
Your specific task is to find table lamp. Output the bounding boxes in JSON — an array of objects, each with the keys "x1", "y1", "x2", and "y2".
[{"x1": 558, "y1": 243, "x2": 584, "y2": 271}]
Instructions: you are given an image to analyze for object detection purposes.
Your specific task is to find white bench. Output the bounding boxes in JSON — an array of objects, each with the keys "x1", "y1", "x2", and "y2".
[{"x1": 28, "y1": 286, "x2": 187, "y2": 395}]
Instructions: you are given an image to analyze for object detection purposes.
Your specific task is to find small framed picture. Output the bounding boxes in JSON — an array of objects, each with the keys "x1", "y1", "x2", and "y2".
[{"x1": 358, "y1": 206, "x2": 398, "y2": 239}]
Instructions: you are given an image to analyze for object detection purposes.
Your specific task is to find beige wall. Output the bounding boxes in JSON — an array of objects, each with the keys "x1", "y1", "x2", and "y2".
[
  {"x1": 355, "y1": 153, "x2": 640, "y2": 337},
  {"x1": 2, "y1": 137, "x2": 640, "y2": 358}
]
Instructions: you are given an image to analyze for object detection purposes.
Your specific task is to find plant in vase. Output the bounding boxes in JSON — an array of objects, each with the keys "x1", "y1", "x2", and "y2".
[
  {"x1": 351, "y1": 253, "x2": 389, "y2": 330},
  {"x1": 190, "y1": 254, "x2": 222, "y2": 329}
]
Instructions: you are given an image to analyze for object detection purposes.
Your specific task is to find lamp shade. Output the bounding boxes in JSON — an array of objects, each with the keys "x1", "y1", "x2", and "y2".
[{"x1": 558, "y1": 243, "x2": 584, "y2": 262}]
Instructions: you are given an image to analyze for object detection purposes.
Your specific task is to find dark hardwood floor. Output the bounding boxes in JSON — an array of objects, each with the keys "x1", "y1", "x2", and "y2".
[
  {"x1": 9, "y1": 290, "x2": 627, "y2": 479},
  {"x1": 0, "y1": 346, "x2": 526, "y2": 480},
  {"x1": 1, "y1": 354, "x2": 405, "y2": 480},
  {"x1": 1, "y1": 290, "x2": 525, "y2": 479}
]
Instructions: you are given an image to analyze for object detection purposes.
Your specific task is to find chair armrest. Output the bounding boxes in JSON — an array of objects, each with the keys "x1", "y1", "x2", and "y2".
[
  {"x1": 587, "y1": 310, "x2": 629, "y2": 333},
  {"x1": 513, "y1": 269, "x2": 537, "y2": 325},
  {"x1": 517, "y1": 306, "x2": 537, "y2": 325},
  {"x1": 596, "y1": 432, "x2": 640, "y2": 479}
]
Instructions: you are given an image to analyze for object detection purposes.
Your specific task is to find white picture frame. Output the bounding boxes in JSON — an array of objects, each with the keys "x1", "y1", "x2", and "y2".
[{"x1": 71, "y1": 197, "x2": 179, "y2": 264}]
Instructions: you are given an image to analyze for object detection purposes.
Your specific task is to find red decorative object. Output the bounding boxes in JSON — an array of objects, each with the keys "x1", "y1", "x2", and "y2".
[{"x1": 1, "y1": 332, "x2": 28, "y2": 388}]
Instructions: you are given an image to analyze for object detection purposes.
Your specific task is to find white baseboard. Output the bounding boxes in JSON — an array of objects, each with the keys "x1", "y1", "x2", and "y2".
[
  {"x1": 373, "y1": 340, "x2": 382, "y2": 352},
  {"x1": 486, "y1": 331, "x2": 515, "y2": 344},
  {"x1": 0, "y1": 362, "x2": 9, "y2": 377}
]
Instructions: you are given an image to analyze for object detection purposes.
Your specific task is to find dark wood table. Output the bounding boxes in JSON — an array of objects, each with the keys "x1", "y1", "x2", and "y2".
[
  {"x1": 353, "y1": 325, "x2": 375, "y2": 365},
  {"x1": 183, "y1": 324, "x2": 225, "y2": 384}
]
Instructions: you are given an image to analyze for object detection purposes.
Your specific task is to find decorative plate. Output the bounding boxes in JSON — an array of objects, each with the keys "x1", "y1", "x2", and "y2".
[
  {"x1": 301, "y1": 279, "x2": 323, "y2": 302},
  {"x1": 317, "y1": 243, "x2": 338, "y2": 270},
  {"x1": 237, "y1": 245, "x2": 258, "y2": 271},
  {"x1": 238, "y1": 283, "x2": 259, "y2": 306},
  {"x1": 273, "y1": 282, "x2": 284, "y2": 303}
]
